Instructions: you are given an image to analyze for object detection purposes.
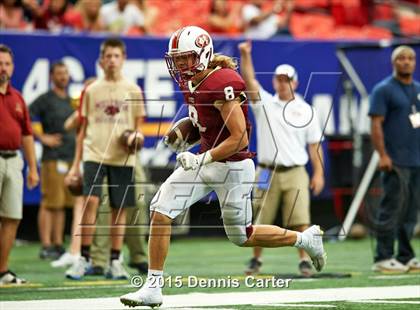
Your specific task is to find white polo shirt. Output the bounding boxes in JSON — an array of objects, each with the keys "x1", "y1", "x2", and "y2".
[{"x1": 250, "y1": 86, "x2": 323, "y2": 167}]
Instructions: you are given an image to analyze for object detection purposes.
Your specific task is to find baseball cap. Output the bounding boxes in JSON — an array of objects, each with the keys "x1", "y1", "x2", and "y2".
[{"x1": 274, "y1": 64, "x2": 298, "y2": 82}]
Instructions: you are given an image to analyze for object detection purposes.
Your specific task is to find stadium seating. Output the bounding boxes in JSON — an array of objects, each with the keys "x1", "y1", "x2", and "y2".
[
  {"x1": 399, "y1": 16, "x2": 420, "y2": 36},
  {"x1": 1, "y1": 0, "x2": 418, "y2": 40},
  {"x1": 290, "y1": 13, "x2": 335, "y2": 39}
]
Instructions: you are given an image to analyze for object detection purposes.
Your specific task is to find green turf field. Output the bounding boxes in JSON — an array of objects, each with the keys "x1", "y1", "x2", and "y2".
[{"x1": 1, "y1": 237, "x2": 419, "y2": 309}]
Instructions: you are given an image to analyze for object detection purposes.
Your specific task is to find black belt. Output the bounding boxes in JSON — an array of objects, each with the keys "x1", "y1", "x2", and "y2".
[
  {"x1": 0, "y1": 151, "x2": 17, "y2": 159},
  {"x1": 258, "y1": 163, "x2": 300, "y2": 172}
]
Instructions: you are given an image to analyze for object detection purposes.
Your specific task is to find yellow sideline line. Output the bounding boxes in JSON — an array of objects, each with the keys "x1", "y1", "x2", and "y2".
[
  {"x1": 63, "y1": 280, "x2": 127, "y2": 286},
  {"x1": 0, "y1": 283, "x2": 42, "y2": 289}
]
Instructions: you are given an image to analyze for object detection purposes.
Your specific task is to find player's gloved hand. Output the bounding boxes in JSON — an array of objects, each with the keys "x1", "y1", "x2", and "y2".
[{"x1": 176, "y1": 151, "x2": 213, "y2": 170}]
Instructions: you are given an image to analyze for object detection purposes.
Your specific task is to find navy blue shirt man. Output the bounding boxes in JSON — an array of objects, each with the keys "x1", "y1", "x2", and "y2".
[{"x1": 369, "y1": 45, "x2": 420, "y2": 273}]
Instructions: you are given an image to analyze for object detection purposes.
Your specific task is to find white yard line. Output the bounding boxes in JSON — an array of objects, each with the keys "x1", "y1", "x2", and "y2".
[
  {"x1": 35, "y1": 284, "x2": 133, "y2": 291},
  {"x1": 369, "y1": 274, "x2": 420, "y2": 280},
  {"x1": 349, "y1": 300, "x2": 420, "y2": 304},
  {"x1": 253, "y1": 304, "x2": 336, "y2": 308},
  {"x1": 1, "y1": 285, "x2": 419, "y2": 310}
]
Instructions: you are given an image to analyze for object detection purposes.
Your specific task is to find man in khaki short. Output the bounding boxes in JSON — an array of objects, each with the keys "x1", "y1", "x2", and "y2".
[
  {"x1": 0, "y1": 44, "x2": 39, "y2": 285},
  {"x1": 239, "y1": 41, "x2": 325, "y2": 276},
  {"x1": 30, "y1": 61, "x2": 76, "y2": 261}
]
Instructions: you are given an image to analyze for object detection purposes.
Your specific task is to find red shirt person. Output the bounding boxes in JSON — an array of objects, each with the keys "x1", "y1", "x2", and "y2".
[
  {"x1": 0, "y1": 44, "x2": 39, "y2": 285},
  {"x1": 0, "y1": 84, "x2": 32, "y2": 150}
]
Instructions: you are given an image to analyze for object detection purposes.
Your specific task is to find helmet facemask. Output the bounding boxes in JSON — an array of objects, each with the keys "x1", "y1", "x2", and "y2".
[{"x1": 165, "y1": 50, "x2": 205, "y2": 87}]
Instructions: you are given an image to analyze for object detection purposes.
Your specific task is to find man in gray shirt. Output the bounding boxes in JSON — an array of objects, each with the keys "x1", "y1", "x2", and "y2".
[{"x1": 30, "y1": 61, "x2": 76, "y2": 261}]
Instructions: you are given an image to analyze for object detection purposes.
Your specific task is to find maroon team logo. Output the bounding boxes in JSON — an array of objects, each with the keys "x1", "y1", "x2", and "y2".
[
  {"x1": 195, "y1": 34, "x2": 210, "y2": 48},
  {"x1": 104, "y1": 105, "x2": 120, "y2": 116}
]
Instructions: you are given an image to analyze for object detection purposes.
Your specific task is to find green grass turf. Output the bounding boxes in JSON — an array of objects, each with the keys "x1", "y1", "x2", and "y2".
[
  {"x1": 219, "y1": 298, "x2": 420, "y2": 310},
  {"x1": 1, "y1": 237, "x2": 419, "y2": 309}
]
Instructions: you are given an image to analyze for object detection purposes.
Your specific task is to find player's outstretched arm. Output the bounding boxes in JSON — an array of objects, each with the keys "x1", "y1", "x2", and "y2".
[
  {"x1": 210, "y1": 98, "x2": 248, "y2": 161},
  {"x1": 238, "y1": 41, "x2": 260, "y2": 103}
]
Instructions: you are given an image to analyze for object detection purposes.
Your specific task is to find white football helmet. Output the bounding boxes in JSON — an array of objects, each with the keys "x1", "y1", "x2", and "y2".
[{"x1": 165, "y1": 26, "x2": 214, "y2": 86}]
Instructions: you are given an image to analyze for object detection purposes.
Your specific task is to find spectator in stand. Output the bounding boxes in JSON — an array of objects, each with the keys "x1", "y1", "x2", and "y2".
[
  {"x1": 130, "y1": 0, "x2": 157, "y2": 34},
  {"x1": 242, "y1": 0, "x2": 294, "y2": 39},
  {"x1": 207, "y1": 0, "x2": 242, "y2": 35},
  {"x1": 330, "y1": 0, "x2": 371, "y2": 27},
  {"x1": 0, "y1": 0, "x2": 28, "y2": 30},
  {"x1": 24, "y1": 0, "x2": 72, "y2": 31},
  {"x1": 100, "y1": 0, "x2": 145, "y2": 34},
  {"x1": 65, "y1": 0, "x2": 104, "y2": 32}
]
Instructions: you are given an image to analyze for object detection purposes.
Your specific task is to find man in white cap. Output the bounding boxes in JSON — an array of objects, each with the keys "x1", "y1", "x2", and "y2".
[{"x1": 239, "y1": 41, "x2": 325, "y2": 276}]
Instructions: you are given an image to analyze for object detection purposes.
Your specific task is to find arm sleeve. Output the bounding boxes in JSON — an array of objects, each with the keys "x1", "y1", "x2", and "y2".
[
  {"x1": 368, "y1": 84, "x2": 388, "y2": 116},
  {"x1": 209, "y1": 69, "x2": 247, "y2": 104}
]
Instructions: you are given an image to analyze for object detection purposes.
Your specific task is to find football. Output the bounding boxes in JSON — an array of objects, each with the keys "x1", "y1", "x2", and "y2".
[
  {"x1": 64, "y1": 174, "x2": 83, "y2": 196},
  {"x1": 164, "y1": 117, "x2": 201, "y2": 151},
  {"x1": 119, "y1": 129, "x2": 144, "y2": 154}
]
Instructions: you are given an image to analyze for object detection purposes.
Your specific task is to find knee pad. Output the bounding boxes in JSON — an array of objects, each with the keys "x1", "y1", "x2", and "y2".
[
  {"x1": 149, "y1": 203, "x2": 176, "y2": 220},
  {"x1": 221, "y1": 200, "x2": 253, "y2": 246},
  {"x1": 225, "y1": 224, "x2": 253, "y2": 246}
]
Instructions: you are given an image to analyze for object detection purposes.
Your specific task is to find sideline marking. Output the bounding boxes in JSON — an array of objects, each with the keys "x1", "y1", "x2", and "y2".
[
  {"x1": 370, "y1": 274, "x2": 420, "y2": 280},
  {"x1": 349, "y1": 300, "x2": 420, "y2": 304},
  {"x1": 1, "y1": 285, "x2": 419, "y2": 310}
]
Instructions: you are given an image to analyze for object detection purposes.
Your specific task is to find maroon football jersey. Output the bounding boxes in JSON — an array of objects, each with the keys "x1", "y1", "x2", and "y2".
[{"x1": 182, "y1": 67, "x2": 254, "y2": 162}]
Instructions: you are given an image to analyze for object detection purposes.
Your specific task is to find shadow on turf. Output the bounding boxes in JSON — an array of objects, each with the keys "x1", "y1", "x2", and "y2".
[{"x1": 272, "y1": 272, "x2": 352, "y2": 279}]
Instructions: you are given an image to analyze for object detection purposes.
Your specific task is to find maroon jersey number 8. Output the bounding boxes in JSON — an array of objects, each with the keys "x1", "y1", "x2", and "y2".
[{"x1": 188, "y1": 105, "x2": 207, "y2": 133}]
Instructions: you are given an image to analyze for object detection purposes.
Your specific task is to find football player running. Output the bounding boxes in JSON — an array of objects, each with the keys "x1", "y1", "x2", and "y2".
[{"x1": 120, "y1": 26, "x2": 326, "y2": 308}]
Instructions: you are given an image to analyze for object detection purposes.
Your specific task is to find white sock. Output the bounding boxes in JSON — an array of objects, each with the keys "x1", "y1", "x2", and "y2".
[
  {"x1": 294, "y1": 232, "x2": 304, "y2": 248},
  {"x1": 146, "y1": 269, "x2": 163, "y2": 290}
]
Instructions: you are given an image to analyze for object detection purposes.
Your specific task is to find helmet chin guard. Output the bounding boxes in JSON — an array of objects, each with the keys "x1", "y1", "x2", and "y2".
[{"x1": 166, "y1": 26, "x2": 214, "y2": 87}]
